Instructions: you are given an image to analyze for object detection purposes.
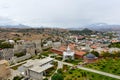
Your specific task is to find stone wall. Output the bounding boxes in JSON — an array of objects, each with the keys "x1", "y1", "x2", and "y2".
[
  {"x1": 11, "y1": 54, "x2": 31, "y2": 63},
  {"x1": 0, "y1": 49, "x2": 14, "y2": 60}
]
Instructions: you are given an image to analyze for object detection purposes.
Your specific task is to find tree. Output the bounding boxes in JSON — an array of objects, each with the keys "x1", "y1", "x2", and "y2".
[
  {"x1": 13, "y1": 76, "x2": 23, "y2": 80},
  {"x1": 91, "y1": 51, "x2": 99, "y2": 57},
  {"x1": 0, "y1": 42, "x2": 14, "y2": 49},
  {"x1": 101, "y1": 51, "x2": 110, "y2": 58},
  {"x1": 57, "y1": 68, "x2": 63, "y2": 74},
  {"x1": 108, "y1": 42, "x2": 120, "y2": 48},
  {"x1": 51, "y1": 73, "x2": 64, "y2": 80}
]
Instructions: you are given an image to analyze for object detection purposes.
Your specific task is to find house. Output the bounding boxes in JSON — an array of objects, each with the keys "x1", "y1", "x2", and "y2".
[
  {"x1": 83, "y1": 53, "x2": 98, "y2": 63},
  {"x1": 23, "y1": 57, "x2": 54, "y2": 80},
  {"x1": 52, "y1": 42, "x2": 61, "y2": 48}
]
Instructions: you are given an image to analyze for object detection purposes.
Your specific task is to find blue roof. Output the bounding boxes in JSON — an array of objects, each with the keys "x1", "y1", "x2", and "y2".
[{"x1": 86, "y1": 53, "x2": 96, "y2": 59}]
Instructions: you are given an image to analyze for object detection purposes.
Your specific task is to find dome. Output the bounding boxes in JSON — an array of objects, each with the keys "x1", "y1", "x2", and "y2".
[{"x1": 85, "y1": 53, "x2": 96, "y2": 59}]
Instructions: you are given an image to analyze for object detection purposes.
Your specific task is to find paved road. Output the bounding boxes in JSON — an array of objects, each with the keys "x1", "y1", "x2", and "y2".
[
  {"x1": 55, "y1": 59, "x2": 120, "y2": 80},
  {"x1": 54, "y1": 60, "x2": 73, "y2": 66}
]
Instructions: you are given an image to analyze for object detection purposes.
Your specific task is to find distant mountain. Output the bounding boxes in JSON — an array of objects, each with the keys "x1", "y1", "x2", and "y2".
[
  {"x1": 0, "y1": 17, "x2": 30, "y2": 28},
  {"x1": 69, "y1": 28, "x2": 96, "y2": 35},
  {"x1": 67, "y1": 28, "x2": 84, "y2": 30},
  {"x1": 85, "y1": 23, "x2": 120, "y2": 31},
  {"x1": 0, "y1": 24, "x2": 30, "y2": 28}
]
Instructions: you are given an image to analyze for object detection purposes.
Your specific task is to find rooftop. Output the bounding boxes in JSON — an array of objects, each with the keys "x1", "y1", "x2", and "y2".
[
  {"x1": 85, "y1": 53, "x2": 97, "y2": 59},
  {"x1": 23, "y1": 57, "x2": 53, "y2": 67},
  {"x1": 29, "y1": 64, "x2": 53, "y2": 73}
]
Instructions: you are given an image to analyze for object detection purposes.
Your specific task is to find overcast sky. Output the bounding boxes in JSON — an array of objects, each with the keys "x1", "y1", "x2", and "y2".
[{"x1": 0, "y1": 0, "x2": 120, "y2": 28}]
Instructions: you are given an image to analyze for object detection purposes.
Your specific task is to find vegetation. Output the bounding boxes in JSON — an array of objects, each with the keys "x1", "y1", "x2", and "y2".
[
  {"x1": 85, "y1": 58, "x2": 120, "y2": 76},
  {"x1": 41, "y1": 51, "x2": 53, "y2": 57},
  {"x1": 55, "y1": 56, "x2": 62, "y2": 61},
  {"x1": 64, "y1": 58, "x2": 83, "y2": 65},
  {"x1": 69, "y1": 28, "x2": 96, "y2": 35},
  {"x1": 51, "y1": 73, "x2": 64, "y2": 80},
  {"x1": 13, "y1": 76, "x2": 23, "y2": 80},
  {"x1": 0, "y1": 41, "x2": 14, "y2": 49},
  {"x1": 91, "y1": 51, "x2": 100, "y2": 57},
  {"x1": 54, "y1": 64, "x2": 118, "y2": 80},
  {"x1": 100, "y1": 51, "x2": 120, "y2": 58},
  {"x1": 64, "y1": 68, "x2": 119, "y2": 80},
  {"x1": 13, "y1": 38, "x2": 21, "y2": 42},
  {"x1": 108, "y1": 42, "x2": 120, "y2": 48},
  {"x1": 42, "y1": 47, "x2": 51, "y2": 51},
  {"x1": 14, "y1": 52, "x2": 26, "y2": 57}
]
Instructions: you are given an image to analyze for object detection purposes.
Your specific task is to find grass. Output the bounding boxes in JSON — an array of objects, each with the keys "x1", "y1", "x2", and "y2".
[
  {"x1": 85, "y1": 58, "x2": 120, "y2": 76},
  {"x1": 55, "y1": 56, "x2": 63, "y2": 61},
  {"x1": 64, "y1": 58, "x2": 83, "y2": 65},
  {"x1": 41, "y1": 51, "x2": 53, "y2": 57},
  {"x1": 63, "y1": 68, "x2": 119, "y2": 80}
]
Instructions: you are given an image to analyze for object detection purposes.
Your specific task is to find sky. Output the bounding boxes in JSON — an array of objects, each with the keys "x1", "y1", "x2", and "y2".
[{"x1": 0, "y1": 0, "x2": 120, "y2": 28}]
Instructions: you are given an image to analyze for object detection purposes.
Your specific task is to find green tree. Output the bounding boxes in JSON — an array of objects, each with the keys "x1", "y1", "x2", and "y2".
[
  {"x1": 13, "y1": 76, "x2": 23, "y2": 80},
  {"x1": 51, "y1": 73, "x2": 64, "y2": 80},
  {"x1": 0, "y1": 42, "x2": 14, "y2": 49},
  {"x1": 101, "y1": 51, "x2": 110, "y2": 58},
  {"x1": 91, "y1": 51, "x2": 99, "y2": 57},
  {"x1": 57, "y1": 68, "x2": 63, "y2": 74}
]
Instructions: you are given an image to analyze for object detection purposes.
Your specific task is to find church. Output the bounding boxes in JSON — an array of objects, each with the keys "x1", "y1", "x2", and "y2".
[{"x1": 63, "y1": 46, "x2": 75, "y2": 60}]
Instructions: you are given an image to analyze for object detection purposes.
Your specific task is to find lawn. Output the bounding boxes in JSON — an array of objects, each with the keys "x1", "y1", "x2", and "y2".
[
  {"x1": 56, "y1": 64, "x2": 119, "y2": 80},
  {"x1": 63, "y1": 68, "x2": 119, "y2": 80},
  {"x1": 85, "y1": 58, "x2": 120, "y2": 76},
  {"x1": 64, "y1": 58, "x2": 83, "y2": 65},
  {"x1": 41, "y1": 51, "x2": 53, "y2": 57}
]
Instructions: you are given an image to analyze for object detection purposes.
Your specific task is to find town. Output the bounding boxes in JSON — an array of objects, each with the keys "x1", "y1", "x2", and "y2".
[{"x1": 0, "y1": 28, "x2": 120, "y2": 80}]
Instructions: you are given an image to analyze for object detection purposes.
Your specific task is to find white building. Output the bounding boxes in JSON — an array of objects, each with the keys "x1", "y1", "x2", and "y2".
[
  {"x1": 23, "y1": 57, "x2": 54, "y2": 80},
  {"x1": 63, "y1": 46, "x2": 75, "y2": 60},
  {"x1": 52, "y1": 42, "x2": 61, "y2": 48},
  {"x1": 75, "y1": 37, "x2": 78, "y2": 43}
]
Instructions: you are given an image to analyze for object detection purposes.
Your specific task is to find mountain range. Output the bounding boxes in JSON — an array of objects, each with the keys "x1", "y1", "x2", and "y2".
[
  {"x1": 0, "y1": 18, "x2": 120, "y2": 31},
  {"x1": 0, "y1": 24, "x2": 30, "y2": 28},
  {"x1": 0, "y1": 17, "x2": 30, "y2": 28},
  {"x1": 85, "y1": 23, "x2": 120, "y2": 31}
]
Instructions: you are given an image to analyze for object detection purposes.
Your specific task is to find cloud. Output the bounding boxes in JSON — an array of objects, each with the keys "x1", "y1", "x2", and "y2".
[
  {"x1": 0, "y1": 0, "x2": 120, "y2": 28},
  {"x1": 0, "y1": 16, "x2": 18, "y2": 25}
]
